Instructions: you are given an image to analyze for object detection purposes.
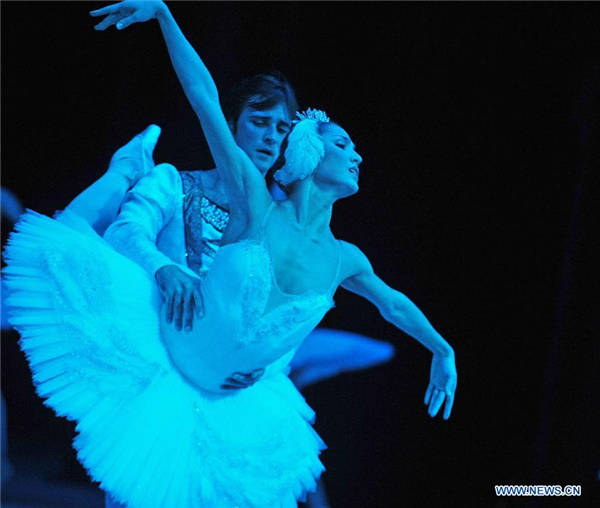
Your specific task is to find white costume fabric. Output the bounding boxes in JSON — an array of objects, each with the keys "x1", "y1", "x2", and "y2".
[{"x1": 3, "y1": 202, "x2": 330, "y2": 507}]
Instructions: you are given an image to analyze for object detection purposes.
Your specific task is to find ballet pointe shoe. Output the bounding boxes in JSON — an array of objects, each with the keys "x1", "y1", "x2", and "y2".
[{"x1": 107, "y1": 124, "x2": 162, "y2": 186}]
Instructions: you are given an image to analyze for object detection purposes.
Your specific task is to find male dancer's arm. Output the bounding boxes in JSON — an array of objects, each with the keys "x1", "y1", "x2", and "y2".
[
  {"x1": 103, "y1": 163, "x2": 179, "y2": 276},
  {"x1": 104, "y1": 164, "x2": 204, "y2": 331},
  {"x1": 56, "y1": 123, "x2": 202, "y2": 329}
]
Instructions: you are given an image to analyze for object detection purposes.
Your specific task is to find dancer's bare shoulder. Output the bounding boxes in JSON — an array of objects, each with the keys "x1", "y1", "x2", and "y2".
[
  {"x1": 337, "y1": 241, "x2": 399, "y2": 311},
  {"x1": 338, "y1": 241, "x2": 375, "y2": 286}
]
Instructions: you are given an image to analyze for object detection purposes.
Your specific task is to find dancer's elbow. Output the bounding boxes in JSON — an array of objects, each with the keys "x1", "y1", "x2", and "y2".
[{"x1": 378, "y1": 292, "x2": 410, "y2": 324}]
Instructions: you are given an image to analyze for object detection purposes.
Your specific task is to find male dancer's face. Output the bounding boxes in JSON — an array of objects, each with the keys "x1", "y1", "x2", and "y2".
[{"x1": 232, "y1": 103, "x2": 292, "y2": 175}]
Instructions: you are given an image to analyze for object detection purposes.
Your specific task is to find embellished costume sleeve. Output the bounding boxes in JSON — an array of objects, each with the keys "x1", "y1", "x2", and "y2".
[{"x1": 104, "y1": 163, "x2": 181, "y2": 277}]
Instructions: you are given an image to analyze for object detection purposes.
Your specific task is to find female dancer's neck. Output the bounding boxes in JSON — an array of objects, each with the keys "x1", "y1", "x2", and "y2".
[{"x1": 285, "y1": 180, "x2": 336, "y2": 235}]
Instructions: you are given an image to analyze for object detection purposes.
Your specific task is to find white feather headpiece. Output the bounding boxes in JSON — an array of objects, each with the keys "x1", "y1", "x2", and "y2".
[{"x1": 273, "y1": 108, "x2": 330, "y2": 186}]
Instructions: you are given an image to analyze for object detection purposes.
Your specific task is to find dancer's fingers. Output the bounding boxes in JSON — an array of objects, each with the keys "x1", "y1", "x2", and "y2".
[
  {"x1": 116, "y1": 14, "x2": 139, "y2": 30},
  {"x1": 221, "y1": 383, "x2": 246, "y2": 390},
  {"x1": 424, "y1": 384, "x2": 433, "y2": 405},
  {"x1": 230, "y1": 372, "x2": 258, "y2": 387},
  {"x1": 166, "y1": 291, "x2": 175, "y2": 323},
  {"x1": 221, "y1": 377, "x2": 249, "y2": 390},
  {"x1": 251, "y1": 368, "x2": 265, "y2": 381},
  {"x1": 173, "y1": 291, "x2": 184, "y2": 331},
  {"x1": 427, "y1": 387, "x2": 437, "y2": 415},
  {"x1": 193, "y1": 285, "x2": 204, "y2": 319},
  {"x1": 443, "y1": 391, "x2": 455, "y2": 420},
  {"x1": 427, "y1": 389, "x2": 438, "y2": 417},
  {"x1": 428, "y1": 390, "x2": 445, "y2": 418},
  {"x1": 183, "y1": 292, "x2": 194, "y2": 332},
  {"x1": 222, "y1": 368, "x2": 265, "y2": 390},
  {"x1": 89, "y1": 4, "x2": 120, "y2": 17},
  {"x1": 93, "y1": 13, "x2": 120, "y2": 31}
]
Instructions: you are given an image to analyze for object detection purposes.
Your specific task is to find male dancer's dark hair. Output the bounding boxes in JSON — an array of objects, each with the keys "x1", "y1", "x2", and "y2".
[{"x1": 222, "y1": 71, "x2": 298, "y2": 129}]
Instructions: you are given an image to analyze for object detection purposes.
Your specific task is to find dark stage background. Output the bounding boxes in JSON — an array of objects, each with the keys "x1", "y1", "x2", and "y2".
[{"x1": 2, "y1": 2, "x2": 598, "y2": 507}]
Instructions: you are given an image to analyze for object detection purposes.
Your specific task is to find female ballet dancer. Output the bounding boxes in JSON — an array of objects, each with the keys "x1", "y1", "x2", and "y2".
[{"x1": 3, "y1": 2, "x2": 457, "y2": 507}]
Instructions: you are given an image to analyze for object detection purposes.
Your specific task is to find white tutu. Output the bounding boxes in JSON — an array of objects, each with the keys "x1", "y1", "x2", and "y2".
[{"x1": 2, "y1": 210, "x2": 326, "y2": 508}]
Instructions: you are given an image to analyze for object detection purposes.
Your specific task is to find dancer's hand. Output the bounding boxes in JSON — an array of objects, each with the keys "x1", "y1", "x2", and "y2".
[
  {"x1": 90, "y1": 0, "x2": 165, "y2": 31},
  {"x1": 155, "y1": 265, "x2": 204, "y2": 332},
  {"x1": 424, "y1": 351, "x2": 457, "y2": 420},
  {"x1": 221, "y1": 368, "x2": 265, "y2": 390},
  {"x1": 107, "y1": 124, "x2": 161, "y2": 186}
]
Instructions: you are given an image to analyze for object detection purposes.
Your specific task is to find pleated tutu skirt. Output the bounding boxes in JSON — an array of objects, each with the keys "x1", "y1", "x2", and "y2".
[{"x1": 2, "y1": 210, "x2": 325, "y2": 507}]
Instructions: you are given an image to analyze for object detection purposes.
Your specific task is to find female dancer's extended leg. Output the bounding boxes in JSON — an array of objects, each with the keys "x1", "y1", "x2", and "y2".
[{"x1": 64, "y1": 124, "x2": 160, "y2": 235}]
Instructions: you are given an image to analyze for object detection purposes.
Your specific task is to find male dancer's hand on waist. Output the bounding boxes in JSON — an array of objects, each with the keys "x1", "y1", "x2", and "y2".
[{"x1": 155, "y1": 265, "x2": 204, "y2": 332}]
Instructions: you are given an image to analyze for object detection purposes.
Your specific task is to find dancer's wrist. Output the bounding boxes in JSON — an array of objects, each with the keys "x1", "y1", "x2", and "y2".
[
  {"x1": 155, "y1": 1, "x2": 170, "y2": 22},
  {"x1": 432, "y1": 342, "x2": 454, "y2": 358}
]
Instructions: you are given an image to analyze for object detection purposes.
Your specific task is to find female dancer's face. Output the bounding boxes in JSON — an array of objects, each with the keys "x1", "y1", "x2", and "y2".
[
  {"x1": 314, "y1": 123, "x2": 363, "y2": 196},
  {"x1": 232, "y1": 103, "x2": 292, "y2": 175}
]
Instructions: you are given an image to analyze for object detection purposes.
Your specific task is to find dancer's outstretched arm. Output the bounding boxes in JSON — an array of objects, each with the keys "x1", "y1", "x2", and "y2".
[
  {"x1": 90, "y1": 1, "x2": 271, "y2": 224},
  {"x1": 65, "y1": 124, "x2": 161, "y2": 235},
  {"x1": 340, "y1": 242, "x2": 457, "y2": 420}
]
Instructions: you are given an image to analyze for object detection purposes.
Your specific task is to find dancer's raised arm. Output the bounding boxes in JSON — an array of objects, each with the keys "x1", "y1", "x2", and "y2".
[
  {"x1": 340, "y1": 242, "x2": 457, "y2": 420},
  {"x1": 90, "y1": 1, "x2": 271, "y2": 221}
]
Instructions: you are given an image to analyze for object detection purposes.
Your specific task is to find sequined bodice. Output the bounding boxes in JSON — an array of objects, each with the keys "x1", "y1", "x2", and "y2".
[{"x1": 181, "y1": 171, "x2": 229, "y2": 276}]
